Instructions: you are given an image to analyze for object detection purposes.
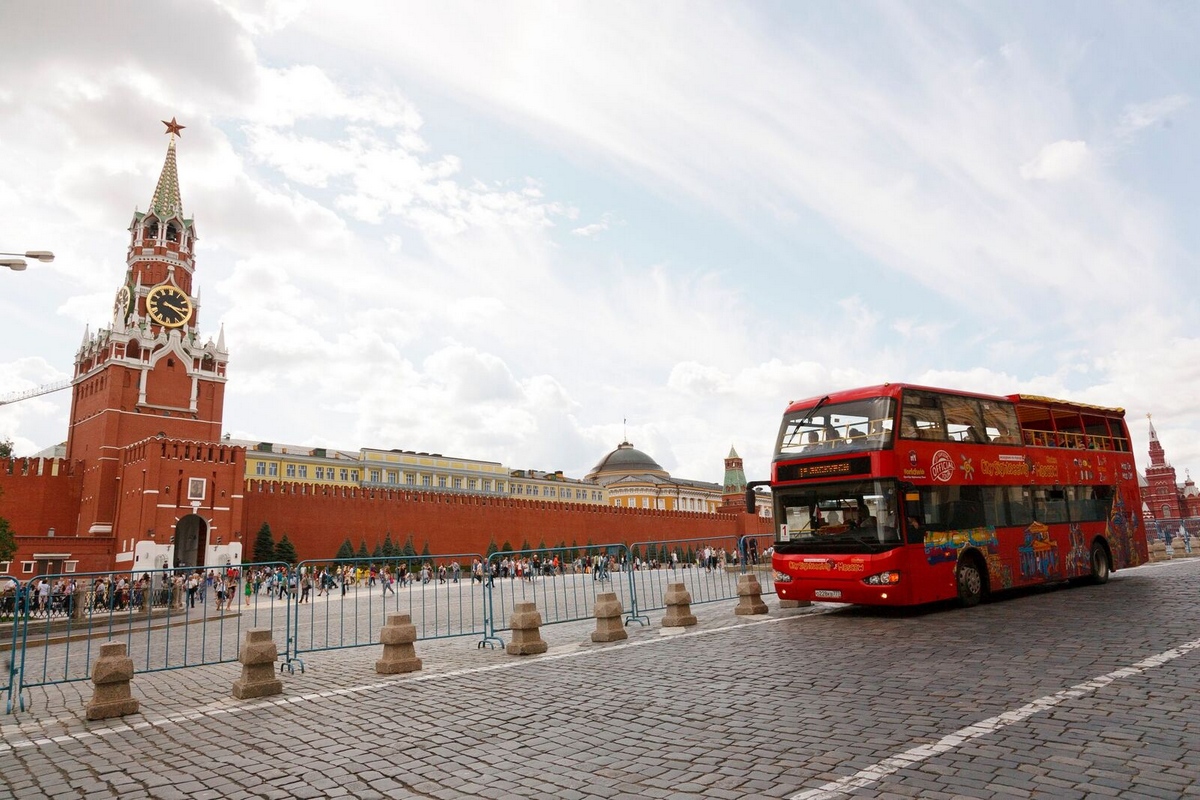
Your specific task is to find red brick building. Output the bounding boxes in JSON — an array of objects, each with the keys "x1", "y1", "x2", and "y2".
[
  {"x1": 1141, "y1": 415, "x2": 1200, "y2": 542},
  {"x1": 0, "y1": 127, "x2": 768, "y2": 577}
]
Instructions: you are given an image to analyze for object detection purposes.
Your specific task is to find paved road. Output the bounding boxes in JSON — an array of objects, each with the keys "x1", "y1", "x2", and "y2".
[{"x1": 2, "y1": 558, "x2": 1198, "y2": 799}]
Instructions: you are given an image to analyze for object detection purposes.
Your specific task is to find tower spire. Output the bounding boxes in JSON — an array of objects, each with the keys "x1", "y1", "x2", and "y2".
[{"x1": 149, "y1": 119, "x2": 185, "y2": 219}]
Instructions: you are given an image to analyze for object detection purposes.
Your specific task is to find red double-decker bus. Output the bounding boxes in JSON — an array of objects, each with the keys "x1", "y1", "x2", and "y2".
[{"x1": 752, "y1": 383, "x2": 1148, "y2": 607}]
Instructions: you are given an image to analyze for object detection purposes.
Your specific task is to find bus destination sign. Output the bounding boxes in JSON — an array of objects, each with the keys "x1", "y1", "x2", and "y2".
[{"x1": 776, "y1": 456, "x2": 871, "y2": 482}]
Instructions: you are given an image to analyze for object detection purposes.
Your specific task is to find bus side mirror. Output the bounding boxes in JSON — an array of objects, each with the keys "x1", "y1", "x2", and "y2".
[{"x1": 745, "y1": 481, "x2": 770, "y2": 514}]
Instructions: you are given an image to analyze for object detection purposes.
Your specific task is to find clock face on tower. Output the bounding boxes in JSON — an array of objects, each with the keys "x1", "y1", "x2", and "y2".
[
  {"x1": 146, "y1": 284, "x2": 193, "y2": 328},
  {"x1": 113, "y1": 285, "x2": 132, "y2": 321}
]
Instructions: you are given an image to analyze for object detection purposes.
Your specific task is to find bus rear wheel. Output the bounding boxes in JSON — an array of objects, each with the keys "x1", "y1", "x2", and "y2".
[
  {"x1": 1089, "y1": 542, "x2": 1111, "y2": 585},
  {"x1": 956, "y1": 559, "x2": 985, "y2": 607}
]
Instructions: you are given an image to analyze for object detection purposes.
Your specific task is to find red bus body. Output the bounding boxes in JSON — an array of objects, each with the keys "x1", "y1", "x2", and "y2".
[{"x1": 767, "y1": 383, "x2": 1148, "y2": 607}]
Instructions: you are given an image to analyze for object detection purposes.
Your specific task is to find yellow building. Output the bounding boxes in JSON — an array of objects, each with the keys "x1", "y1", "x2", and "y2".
[
  {"x1": 235, "y1": 440, "x2": 606, "y2": 505},
  {"x1": 585, "y1": 441, "x2": 723, "y2": 513}
]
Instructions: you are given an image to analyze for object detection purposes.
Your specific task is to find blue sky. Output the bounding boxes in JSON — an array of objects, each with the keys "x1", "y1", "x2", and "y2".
[{"x1": 1, "y1": 1, "x2": 1197, "y2": 487}]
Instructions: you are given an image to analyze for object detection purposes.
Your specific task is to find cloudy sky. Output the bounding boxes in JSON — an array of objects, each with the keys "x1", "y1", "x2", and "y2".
[{"x1": 1, "y1": 1, "x2": 1197, "y2": 486}]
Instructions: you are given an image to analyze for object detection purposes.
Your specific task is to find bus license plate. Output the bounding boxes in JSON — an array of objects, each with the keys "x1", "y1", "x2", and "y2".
[{"x1": 814, "y1": 589, "x2": 842, "y2": 599}]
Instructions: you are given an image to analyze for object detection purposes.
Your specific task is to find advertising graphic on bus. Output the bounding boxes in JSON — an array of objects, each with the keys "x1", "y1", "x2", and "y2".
[{"x1": 749, "y1": 383, "x2": 1148, "y2": 607}]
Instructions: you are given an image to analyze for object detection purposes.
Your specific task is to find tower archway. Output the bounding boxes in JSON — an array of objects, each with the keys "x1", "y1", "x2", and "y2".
[{"x1": 172, "y1": 514, "x2": 208, "y2": 569}]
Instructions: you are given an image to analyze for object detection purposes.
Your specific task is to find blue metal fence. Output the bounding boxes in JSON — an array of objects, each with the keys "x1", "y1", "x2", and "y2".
[
  {"x1": 8, "y1": 562, "x2": 290, "y2": 709},
  {"x1": 3, "y1": 537, "x2": 783, "y2": 714},
  {"x1": 287, "y1": 554, "x2": 487, "y2": 672},
  {"x1": 479, "y1": 544, "x2": 640, "y2": 648}
]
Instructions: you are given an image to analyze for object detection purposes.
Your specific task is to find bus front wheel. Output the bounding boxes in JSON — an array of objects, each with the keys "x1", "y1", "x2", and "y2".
[
  {"x1": 956, "y1": 559, "x2": 985, "y2": 607},
  {"x1": 1089, "y1": 542, "x2": 1111, "y2": 585}
]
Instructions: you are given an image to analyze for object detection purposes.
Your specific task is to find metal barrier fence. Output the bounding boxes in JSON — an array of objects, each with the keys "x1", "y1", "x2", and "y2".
[
  {"x1": 739, "y1": 533, "x2": 777, "y2": 595},
  {"x1": 2, "y1": 575, "x2": 21, "y2": 712},
  {"x1": 2, "y1": 536, "x2": 785, "y2": 714},
  {"x1": 286, "y1": 554, "x2": 487, "y2": 672},
  {"x1": 480, "y1": 544, "x2": 640, "y2": 648},
  {"x1": 7, "y1": 562, "x2": 290, "y2": 711}
]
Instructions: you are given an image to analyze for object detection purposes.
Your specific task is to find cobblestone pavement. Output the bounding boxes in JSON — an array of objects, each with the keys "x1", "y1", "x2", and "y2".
[{"x1": 2, "y1": 559, "x2": 1199, "y2": 799}]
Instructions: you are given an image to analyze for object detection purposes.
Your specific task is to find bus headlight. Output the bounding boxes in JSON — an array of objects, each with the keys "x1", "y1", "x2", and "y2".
[
  {"x1": 773, "y1": 570, "x2": 793, "y2": 583},
  {"x1": 863, "y1": 571, "x2": 901, "y2": 586}
]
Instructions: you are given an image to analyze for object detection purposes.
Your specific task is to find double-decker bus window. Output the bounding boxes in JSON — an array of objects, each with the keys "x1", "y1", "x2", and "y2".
[
  {"x1": 1033, "y1": 486, "x2": 1068, "y2": 523},
  {"x1": 1068, "y1": 484, "x2": 1113, "y2": 523},
  {"x1": 1004, "y1": 486, "x2": 1034, "y2": 526},
  {"x1": 981, "y1": 400, "x2": 1021, "y2": 444},
  {"x1": 775, "y1": 480, "x2": 902, "y2": 547},
  {"x1": 942, "y1": 395, "x2": 987, "y2": 443},
  {"x1": 776, "y1": 397, "x2": 896, "y2": 455},
  {"x1": 900, "y1": 389, "x2": 943, "y2": 440},
  {"x1": 918, "y1": 485, "x2": 987, "y2": 531}
]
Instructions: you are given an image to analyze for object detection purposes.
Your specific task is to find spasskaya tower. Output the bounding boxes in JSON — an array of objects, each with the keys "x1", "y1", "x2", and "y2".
[{"x1": 67, "y1": 119, "x2": 232, "y2": 547}]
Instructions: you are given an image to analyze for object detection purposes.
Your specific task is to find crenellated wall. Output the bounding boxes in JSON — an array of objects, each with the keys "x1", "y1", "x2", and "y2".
[
  {"x1": 0, "y1": 457, "x2": 83, "y2": 539},
  {"x1": 243, "y1": 479, "x2": 773, "y2": 559}
]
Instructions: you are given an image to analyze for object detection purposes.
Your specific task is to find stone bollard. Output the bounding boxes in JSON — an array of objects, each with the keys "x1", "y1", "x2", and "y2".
[
  {"x1": 734, "y1": 574, "x2": 769, "y2": 616},
  {"x1": 232, "y1": 629, "x2": 283, "y2": 699},
  {"x1": 376, "y1": 613, "x2": 422, "y2": 674},
  {"x1": 86, "y1": 642, "x2": 139, "y2": 720},
  {"x1": 506, "y1": 601, "x2": 549, "y2": 655},
  {"x1": 661, "y1": 582, "x2": 697, "y2": 627},
  {"x1": 1190, "y1": 536, "x2": 1200, "y2": 556},
  {"x1": 777, "y1": 598, "x2": 812, "y2": 609},
  {"x1": 591, "y1": 592, "x2": 628, "y2": 643},
  {"x1": 1150, "y1": 540, "x2": 1167, "y2": 562},
  {"x1": 171, "y1": 576, "x2": 185, "y2": 610},
  {"x1": 72, "y1": 586, "x2": 88, "y2": 621}
]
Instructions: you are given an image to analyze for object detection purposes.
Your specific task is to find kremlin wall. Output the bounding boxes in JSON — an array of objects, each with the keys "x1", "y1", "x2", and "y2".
[{"x1": 0, "y1": 126, "x2": 771, "y2": 577}]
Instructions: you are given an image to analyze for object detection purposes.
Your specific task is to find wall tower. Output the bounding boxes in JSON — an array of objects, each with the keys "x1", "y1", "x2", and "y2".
[{"x1": 66, "y1": 119, "x2": 230, "y2": 543}]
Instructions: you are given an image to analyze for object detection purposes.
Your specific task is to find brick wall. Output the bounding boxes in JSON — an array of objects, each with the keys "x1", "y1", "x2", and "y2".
[{"x1": 243, "y1": 480, "x2": 774, "y2": 560}]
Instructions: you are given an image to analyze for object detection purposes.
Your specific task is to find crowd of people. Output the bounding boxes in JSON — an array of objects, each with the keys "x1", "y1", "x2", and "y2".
[{"x1": 1, "y1": 540, "x2": 775, "y2": 619}]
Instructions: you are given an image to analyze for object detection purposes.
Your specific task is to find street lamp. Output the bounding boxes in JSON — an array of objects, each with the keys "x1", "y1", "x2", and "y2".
[{"x1": 1, "y1": 250, "x2": 54, "y2": 271}]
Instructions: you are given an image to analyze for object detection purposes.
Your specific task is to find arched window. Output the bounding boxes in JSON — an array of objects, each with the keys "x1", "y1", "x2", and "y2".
[{"x1": 1162, "y1": 504, "x2": 1171, "y2": 517}]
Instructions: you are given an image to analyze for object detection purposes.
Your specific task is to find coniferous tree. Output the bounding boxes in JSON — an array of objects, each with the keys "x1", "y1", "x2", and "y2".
[
  {"x1": 486, "y1": 541, "x2": 498, "y2": 557},
  {"x1": 0, "y1": 438, "x2": 12, "y2": 459},
  {"x1": 420, "y1": 542, "x2": 431, "y2": 557},
  {"x1": 356, "y1": 540, "x2": 370, "y2": 560},
  {"x1": 520, "y1": 539, "x2": 531, "y2": 552},
  {"x1": 334, "y1": 538, "x2": 354, "y2": 560},
  {"x1": 372, "y1": 542, "x2": 383, "y2": 559},
  {"x1": 500, "y1": 540, "x2": 513, "y2": 554},
  {"x1": 0, "y1": 516, "x2": 16, "y2": 564},
  {"x1": 252, "y1": 522, "x2": 276, "y2": 564},
  {"x1": 275, "y1": 535, "x2": 298, "y2": 565},
  {"x1": 402, "y1": 535, "x2": 417, "y2": 557},
  {"x1": 381, "y1": 532, "x2": 397, "y2": 558}
]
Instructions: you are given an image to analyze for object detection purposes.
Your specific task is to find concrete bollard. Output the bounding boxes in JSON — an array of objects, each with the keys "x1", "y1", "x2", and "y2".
[
  {"x1": 232, "y1": 629, "x2": 283, "y2": 699},
  {"x1": 734, "y1": 574, "x2": 769, "y2": 616},
  {"x1": 506, "y1": 601, "x2": 549, "y2": 655},
  {"x1": 591, "y1": 592, "x2": 628, "y2": 643},
  {"x1": 86, "y1": 641, "x2": 139, "y2": 720},
  {"x1": 777, "y1": 598, "x2": 812, "y2": 609},
  {"x1": 1150, "y1": 540, "x2": 1167, "y2": 562},
  {"x1": 661, "y1": 582, "x2": 697, "y2": 627},
  {"x1": 376, "y1": 613, "x2": 422, "y2": 674}
]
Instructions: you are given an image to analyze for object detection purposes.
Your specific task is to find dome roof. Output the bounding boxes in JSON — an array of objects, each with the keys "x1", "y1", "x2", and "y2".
[{"x1": 587, "y1": 441, "x2": 667, "y2": 479}]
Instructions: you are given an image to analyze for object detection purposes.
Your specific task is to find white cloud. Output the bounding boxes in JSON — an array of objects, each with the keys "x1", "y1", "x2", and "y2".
[
  {"x1": 2, "y1": 2, "x2": 1199, "y2": 487},
  {"x1": 1116, "y1": 94, "x2": 1190, "y2": 139},
  {"x1": 1019, "y1": 140, "x2": 1090, "y2": 181}
]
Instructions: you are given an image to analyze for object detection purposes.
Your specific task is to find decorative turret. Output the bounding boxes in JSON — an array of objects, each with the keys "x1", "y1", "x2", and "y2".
[
  {"x1": 1143, "y1": 414, "x2": 1182, "y2": 523},
  {"x1": 723, "y1": 445, "x2": 747, "y2": 496}
]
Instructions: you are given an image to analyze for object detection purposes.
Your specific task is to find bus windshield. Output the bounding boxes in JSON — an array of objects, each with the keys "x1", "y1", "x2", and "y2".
[
  {"x1": 775, "y1": 479, "x2": 902, "y2": 550},
  {"x1": 776, "y1": 397, "x2": 896, "y2": 456}
]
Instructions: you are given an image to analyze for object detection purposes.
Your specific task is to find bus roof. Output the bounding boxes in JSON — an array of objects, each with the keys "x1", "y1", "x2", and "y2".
[
  {"x1": 783, "y1": 383, "x2": 1125, "y2": 418},
  {"x1": 1006, "y1": 394, "x2": 1125, "y2": 416}
]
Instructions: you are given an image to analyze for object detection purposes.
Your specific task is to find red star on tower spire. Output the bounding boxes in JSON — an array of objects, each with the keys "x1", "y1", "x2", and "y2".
[{"x1": 162, "y1": 117, "x2": 185, "y2": 138}]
